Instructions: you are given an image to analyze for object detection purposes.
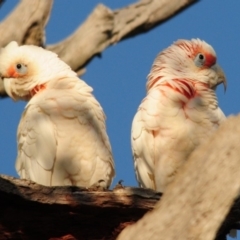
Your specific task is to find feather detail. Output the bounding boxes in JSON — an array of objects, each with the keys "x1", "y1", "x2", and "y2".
[
  {"x1": 30, "y1": 84, "x2": 46, "y2": 97},
  {"x1": 131, "y1": 38, "x2": 226, "y2": 193},
  {"x1": 0, "y1": 41, "x2": 115, "y2": 188}
]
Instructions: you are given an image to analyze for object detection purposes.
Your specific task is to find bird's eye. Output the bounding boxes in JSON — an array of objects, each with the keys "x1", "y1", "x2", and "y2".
[
  {"x1": 15, "y1": 63, "x2": 27, "y2": 75},
  {"x1": 16, "y1": 64, "x2": 22, "y2": 69},
  {"x1": 194, "y1": 53, "x2": 205, "y2": 67}
]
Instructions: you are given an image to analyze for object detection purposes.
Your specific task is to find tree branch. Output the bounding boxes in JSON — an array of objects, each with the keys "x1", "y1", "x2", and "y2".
[
  {"x1": 111, "y1": 0, "x2": 197, "y2": 42},
  {"x1": 2, "y1": 113, "x2": 240, "y2": 240},
  {"x1": 117, "y1": 115, "x2": 240, "y2": 240},
  {"x1": 0, "y1": 0, "x2": 197, "y2": 97},
  {"x1": 47, "y1": 4, "x2": 114, "y2": 76},
  {"x1": 0, "y1": 0, "x2": 53, "y2": 47},
  {"x1": 0, "y1": 175, "x2": 160, "y2": 240},
  {"x1": 47, "y1": 0, "x2": 197, "y2": 75}
]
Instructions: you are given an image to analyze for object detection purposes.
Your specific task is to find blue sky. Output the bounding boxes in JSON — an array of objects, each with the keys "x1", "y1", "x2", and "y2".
[{"x1": 0, "y1": 1, "x2": 240, "y2": 237}]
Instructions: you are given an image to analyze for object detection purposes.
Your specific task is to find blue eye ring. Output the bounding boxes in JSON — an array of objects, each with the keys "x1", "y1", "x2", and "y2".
[
  {"x1": 15, "y1": 63, "x2": 27, "y2": 75},
  {"x1": 194, "y1": 53, "x2": 205, "y2": 67}
]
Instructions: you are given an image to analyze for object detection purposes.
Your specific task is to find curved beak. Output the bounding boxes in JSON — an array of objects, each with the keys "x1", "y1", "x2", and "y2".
[
  {"x1": 2, "y1": 77, "x2": 16, "y2": 100},
  {"x1": 211, "y1": 64, "x2": 227, "y2": 92}
]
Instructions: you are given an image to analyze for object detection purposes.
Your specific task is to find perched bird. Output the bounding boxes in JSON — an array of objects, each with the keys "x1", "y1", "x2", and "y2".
[
  {"x1": 0, "y1": 41, "x2": 115, "y2": 188},
  {"x1": 131, "y1": 39, "x2": 226, "y2": 192}
]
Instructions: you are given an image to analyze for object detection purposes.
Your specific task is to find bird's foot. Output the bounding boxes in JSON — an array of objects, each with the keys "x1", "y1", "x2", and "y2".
[{"x1": 113, "y1": 180, "x2": 125, "y2": 190}]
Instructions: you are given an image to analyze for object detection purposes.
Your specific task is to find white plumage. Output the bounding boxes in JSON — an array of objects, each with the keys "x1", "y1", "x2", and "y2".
[
  {"x1": 0, "y1": 41, "x2": 115, "y2": 188},
  {"x1": 131, "y1": 39, "x2": 226, "y2": 192}
]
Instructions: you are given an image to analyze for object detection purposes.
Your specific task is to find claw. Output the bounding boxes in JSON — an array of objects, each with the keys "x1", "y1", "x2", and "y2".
[{"x1": 113, "y1": 180, "x2": 124, "y2": 190}]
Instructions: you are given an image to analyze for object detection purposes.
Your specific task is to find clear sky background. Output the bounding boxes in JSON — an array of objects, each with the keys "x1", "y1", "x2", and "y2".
[{"x1": 0, "y1": 1, "x2": 240, "y2": 238}]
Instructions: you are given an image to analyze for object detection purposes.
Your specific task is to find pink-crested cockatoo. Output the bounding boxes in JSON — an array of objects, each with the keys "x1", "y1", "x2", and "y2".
[
  {"x1": 131, "y1": 38, "x2": 226, "y2": 192},
  {"x1": 0, "y1": 41, "x2": 115, "y2": 188}
]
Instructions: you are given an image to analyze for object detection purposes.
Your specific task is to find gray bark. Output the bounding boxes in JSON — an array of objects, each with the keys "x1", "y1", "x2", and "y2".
[{"x1": 0, "y1": 0, "x2": 197, "y2": 96}]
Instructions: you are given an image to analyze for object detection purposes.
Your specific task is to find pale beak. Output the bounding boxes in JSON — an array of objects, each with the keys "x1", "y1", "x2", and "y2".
[
  {"x1": 2, "y1": 77, "x2": 16, "y2": 100},
  {"x1": 211, "y1": 64, "x2": 227, "y2": 92}
]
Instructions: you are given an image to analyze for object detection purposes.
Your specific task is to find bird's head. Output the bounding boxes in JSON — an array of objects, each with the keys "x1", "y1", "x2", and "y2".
[
  {"x1": 147, "y1": 38, "x2": 227, "y2": 91},
  {"x1": 0, "y1": 41, "x2": 76, "y2": 101}
]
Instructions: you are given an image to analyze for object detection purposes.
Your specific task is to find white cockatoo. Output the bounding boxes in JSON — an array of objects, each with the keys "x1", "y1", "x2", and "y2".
[
  {"x1": 131, "y1": 39, "x2": 226, "y2": 192},
  {"x1": 0, "y1": 41, "x2": 115, "y2": 188}
]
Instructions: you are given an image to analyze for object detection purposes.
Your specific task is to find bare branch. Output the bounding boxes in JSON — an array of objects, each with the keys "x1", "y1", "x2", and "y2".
[
  {"x1": 1, "y1": 151, "x2": 240, "y2": 240},
  {"x1": 0, "y1": 0, "x2": 53, "y2": 47},
  {"x1": 47, "y1": 0, "x2": 197, "y2": 74},
  {"x1": 0, "y1": 174, "x2": 160, "y2": 207},
  {"x1": 47, "y1": 4, "x2": 114, "y2": 76},
  {"x1": 0, "y1": 174, "x2": 160, "y2": 239},
  {"x1": 111, "y1": 0, "x2": 197, "y2": 42},
  {"x1": 117, "y1": 115, "x2": 240, "y2": 240},
  {"x1": 0, "y1": 0, "x2": 197, "y2": 96}
]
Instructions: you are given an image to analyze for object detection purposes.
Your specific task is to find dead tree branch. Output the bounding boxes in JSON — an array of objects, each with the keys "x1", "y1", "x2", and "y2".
[
  {"x1": 0, "y1": 0, "x2": 197, "y2": 96},
  {"x1": 2, "y1": 114, "x2": 240, "y2": 240},
  {"x1": 0, "y1": 0, "x2": 53, "y2": 47},
  {"x1": 0, "y1": 175, "x2": 160, "y2": 240},
  {"x1": 117, "y1": 115, "x2": 240, "y2": 240},
  {"x1": 47, "y1": 0, "x2": 197, "y2": 75}
]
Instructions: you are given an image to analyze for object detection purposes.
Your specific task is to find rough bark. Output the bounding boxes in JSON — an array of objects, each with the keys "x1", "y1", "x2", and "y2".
[
  {"x1": 47, "y1": 0, "x2": 197, "y2": 75},
  {"x1": 2, "y1": 1, "x2": 238, "y2": 239},
  {"x1": 0, "y1": 175, "x2": 161, "y2": 240},
  {"x1": 118, "y1": 115, "x2": 240, "y2": 240},
  {"x1": 0, "y1": 0, "x2": 53, "y2": 47},
  {"x1": 2, "y1": 113, "x2": 240, "y2": 240},
  {"x1": 0, "y1": 0, "x2": 197, "y2": 96}
]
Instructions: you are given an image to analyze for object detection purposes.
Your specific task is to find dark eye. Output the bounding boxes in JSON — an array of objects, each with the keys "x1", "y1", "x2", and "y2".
[
  {"x1": 198, "y1": 54, "x2": 204, "y2": 60},
  {"x1": 194, "y1": 53, "x2": 205, "y2": 67},
  {"x1": 15, "y1": 63, "x2": 27, "y2": 75},
  {"x1": 16, "y1": 63, "x2": 22, "y2": 69}
]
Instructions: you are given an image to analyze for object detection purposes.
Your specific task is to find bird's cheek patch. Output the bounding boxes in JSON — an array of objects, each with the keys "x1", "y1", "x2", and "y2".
[
  {"x1": 7, "y1": 65, "x2": 19, "y2": 78},
  {"x1": 204, "y1": 52, "x2": 216, "y2": 67},
  {"x1": 30, "y1": 84, "x2": 46, "y2": 97}
]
